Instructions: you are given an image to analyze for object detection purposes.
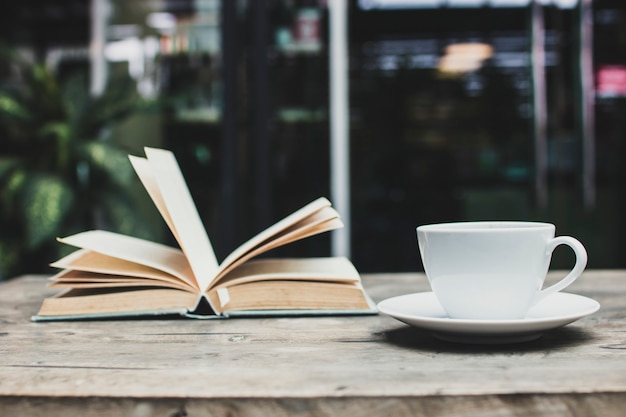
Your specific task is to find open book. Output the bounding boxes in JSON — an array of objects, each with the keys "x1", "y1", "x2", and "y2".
[{"x1": 33, "y1": 147, "x2": 375, "y2": 321}]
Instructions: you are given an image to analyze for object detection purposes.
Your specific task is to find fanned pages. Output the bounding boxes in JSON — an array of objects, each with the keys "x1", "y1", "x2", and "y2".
[
  {"x1": 33, "y1": 147, "x2": 375, "y2": 321},
  {"x1": 142, "y1": 147, "x2": 219, "y2": 291}
]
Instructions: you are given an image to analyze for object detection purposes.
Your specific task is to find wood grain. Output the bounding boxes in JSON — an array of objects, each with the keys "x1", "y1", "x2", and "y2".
[{"x1": 1, "y1": 271, "x2": 625, "y2": 416}]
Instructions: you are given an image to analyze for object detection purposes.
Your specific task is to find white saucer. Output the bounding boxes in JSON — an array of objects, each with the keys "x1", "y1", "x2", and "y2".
[{"x1": 377, "y1": 292, "x2": 600, "y2": 344}]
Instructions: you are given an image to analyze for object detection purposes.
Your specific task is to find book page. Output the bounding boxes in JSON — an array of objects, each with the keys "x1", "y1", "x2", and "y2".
[
  {"x1": 213, "y1": 257, "x2": 361, "y2": 288},
  {"x1": 144, "y1": 147, "x2": 219, "y2": 292},
  {"x1": 49, "y1": 270, "x2": 194, "y2": 292},
  {"x1": 128, "y1": 155, "x2": 179, "y2": 244},
  {"x1": 215, "y1": 213, "x2": 343, "y2": 283},
  {"x1": 51, "y1": 249, "x2": 197, "y2": 291},
  {"x1": 215, "y1": 198, "x2": 339, "y2": 284},
  {"x1": 57, "y1": 230, "x2": 199, "y2": 291},
  {"x1": 206, "y1": 280, "x2": 372, "y2": 314},
  {"x1": 36, "y1": 288, "x2": 198, "y2": 318}
]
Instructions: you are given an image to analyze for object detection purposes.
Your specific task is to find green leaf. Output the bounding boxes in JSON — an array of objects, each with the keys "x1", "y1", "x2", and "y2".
[
  {"x1": 83, "y1": 141, "x2": 136, "y2": 187},
  {"x1": 1, "y1": 168, "x2": 27, "y2": 211},
  {"x1": 100, "y1": 190, "x2": 156, "y2": 240},
  {"x1": 60, "y1": 73, "x2": 89, "y2": 133},
  {"x1": 0, "y1": 158, "x2": 20, "y2": 179},
  {"x1": 21, "y1": 175, "x2": 74, "y2": 249},
  {"x1": 39, "y1": 121, "x2": 71, "y2": 141},
  {"x1": 31, "y1": 65, "x2": 59, "y2": 96},
  {"x1": 0, "y1": 94, "x2": 31, "y2": 121}
]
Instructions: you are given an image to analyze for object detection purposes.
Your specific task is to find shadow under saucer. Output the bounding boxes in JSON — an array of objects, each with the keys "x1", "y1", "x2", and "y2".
[{"x1": 382, "y1": 324, "x2": 597, "y2": 353}]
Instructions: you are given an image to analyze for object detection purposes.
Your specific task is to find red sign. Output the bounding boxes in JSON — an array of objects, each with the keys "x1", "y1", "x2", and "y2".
[{"x1": 597, "y1": 65, "x2": 626, "y2": 97}]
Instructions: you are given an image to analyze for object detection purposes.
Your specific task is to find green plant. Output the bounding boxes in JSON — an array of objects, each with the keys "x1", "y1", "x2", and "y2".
[{"x1": 0, "y1": 49, "x2": 158, "y2": 279}]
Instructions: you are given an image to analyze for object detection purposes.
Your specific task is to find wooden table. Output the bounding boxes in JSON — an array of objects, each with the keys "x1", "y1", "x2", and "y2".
[{"x1": 1, "y1": 271, "x2": 625, "y2": 416}]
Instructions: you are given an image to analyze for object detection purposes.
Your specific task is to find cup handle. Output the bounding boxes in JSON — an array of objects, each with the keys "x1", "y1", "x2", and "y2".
[{"x1": 534, "y1": 236, "x2": 588, "y2": 305}]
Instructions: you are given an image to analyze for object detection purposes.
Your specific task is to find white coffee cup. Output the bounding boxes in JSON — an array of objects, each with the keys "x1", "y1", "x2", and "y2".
[{"x1": 416, "y1": 221, "x2": 587, "y2": 320}]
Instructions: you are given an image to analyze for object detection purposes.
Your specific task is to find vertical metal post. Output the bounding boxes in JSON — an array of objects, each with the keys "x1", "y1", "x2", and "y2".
[
  {"x1": 579, "y1": 0, "x2": 595, "y2": 210},
  {"x1": 220, "y1": 0, "x2": 238, "y2": 254},
  {"x1": 531, "y1": 0, "x2": 548, "y2": 209},
  {"x1": 329, "y1": 0, "x2": 351, "y2": 258},
  {"x1": 90, "y1": 0, "x2": 109, "y2": 96}
]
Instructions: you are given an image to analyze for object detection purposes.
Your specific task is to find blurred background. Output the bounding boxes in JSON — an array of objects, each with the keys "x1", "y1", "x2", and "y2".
[{"x1": 1, "y1": 0, "x2": 625, "y2": 279}]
